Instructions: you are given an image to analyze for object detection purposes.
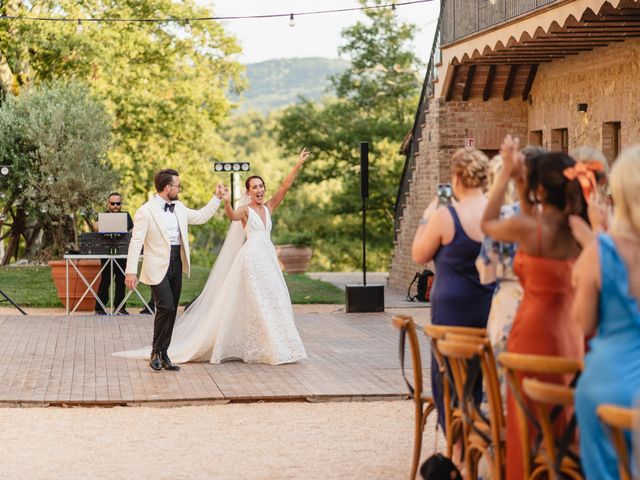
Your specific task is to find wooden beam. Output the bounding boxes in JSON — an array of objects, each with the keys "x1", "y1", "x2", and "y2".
[
  {"x1": 483, "y1": 65, "x2": 496, "y2": 102},
  {"x1": 461, "y1": 65, "x2": 476, "y2": 101},
  {"x1": 445, "y1": 64, "x2": 459, "y2": 102},
  {"x1": 522, "y1": 64, "x2": 538, "y2": 101},
  {"x1": 503, "y1": 65, "x2": 519, "y2": 101}
]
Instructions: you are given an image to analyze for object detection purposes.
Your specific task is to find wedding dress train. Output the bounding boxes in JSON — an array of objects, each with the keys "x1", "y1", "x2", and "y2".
[{"x1": 114, "y1": 202, "x2": 307, "y2": 365}]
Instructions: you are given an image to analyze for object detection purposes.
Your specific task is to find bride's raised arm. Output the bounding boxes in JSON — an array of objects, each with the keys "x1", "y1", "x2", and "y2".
[
  {"x1": 223, "y1": 187, "x2": 248, "y2": 222},
  {"x1": 266, "y1": 148, "x2": 310, "y2": 214}
]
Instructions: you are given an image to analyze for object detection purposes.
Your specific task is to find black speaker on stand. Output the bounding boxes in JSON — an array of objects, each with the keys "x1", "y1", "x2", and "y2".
[{"x1": 345, "y1": 142, "x2": 385, "y2": 313}]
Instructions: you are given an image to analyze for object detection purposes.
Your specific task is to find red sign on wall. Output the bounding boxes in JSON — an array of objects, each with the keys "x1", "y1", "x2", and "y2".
[{"x1": 465, "y1": 138, "x2": 475, "y2": 147}]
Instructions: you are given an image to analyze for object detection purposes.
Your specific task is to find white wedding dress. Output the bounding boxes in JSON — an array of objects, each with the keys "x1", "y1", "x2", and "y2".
[{"x1": 114, "y1": 200, "x2": 307, "y2": 365}]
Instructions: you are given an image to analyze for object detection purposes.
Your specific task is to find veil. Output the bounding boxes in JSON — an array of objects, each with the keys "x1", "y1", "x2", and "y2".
[{"x1": 114, "y1": 194, "x2": 251, "y2": 362}]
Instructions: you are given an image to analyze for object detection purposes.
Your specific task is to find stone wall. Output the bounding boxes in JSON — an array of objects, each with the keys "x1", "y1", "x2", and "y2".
[
  {"x1": 389, "y1": 97, "x2": 528, "y2": 290},
  {"x1": 389, "y1": 38, "x2": 640, "y2": 290},
  {"x1": 528, "y1": 37, "x2": 640, "y2": 163}
]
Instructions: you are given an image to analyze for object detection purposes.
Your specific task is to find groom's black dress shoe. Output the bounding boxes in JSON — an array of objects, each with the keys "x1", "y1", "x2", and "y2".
[
  {"x1": 149, "y1": 352, "x2": 162, "y2": 371},
  {"x1": 161, "y1": 352, "x2": 180, "y2": 371}
]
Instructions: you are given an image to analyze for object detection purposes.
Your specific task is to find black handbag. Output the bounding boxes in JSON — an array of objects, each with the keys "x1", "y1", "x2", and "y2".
[
  {"x1": 420, "y1": 453, "x2": 462, "y2": 479},
  {"x1": 407, "y1": 269, "x2": 435, "y2": 302}
]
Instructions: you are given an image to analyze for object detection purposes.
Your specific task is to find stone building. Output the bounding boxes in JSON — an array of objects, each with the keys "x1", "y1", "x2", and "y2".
[{"x1": 390, "y1": 0, "x2": 640, "y2": 289}]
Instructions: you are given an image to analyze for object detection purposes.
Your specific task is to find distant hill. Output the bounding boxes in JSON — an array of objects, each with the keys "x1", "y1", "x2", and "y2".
[{"x1": 235, "y1": 57, "x2": 350, "y2": 114}]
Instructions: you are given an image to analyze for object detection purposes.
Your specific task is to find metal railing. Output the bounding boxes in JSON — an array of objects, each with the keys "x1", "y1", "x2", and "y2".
[
  {"x1": 393, "y1": 2, "x2": 444, "y2": 240},
  {"x1": 441, "y1": 0, "x2": 558, "y2": 45}
]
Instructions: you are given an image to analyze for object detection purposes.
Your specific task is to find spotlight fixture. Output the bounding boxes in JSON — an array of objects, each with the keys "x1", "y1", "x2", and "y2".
[
  {"x1": 214, "y1": 162, "x2": 250, "y2": 173},
  {"x1": 577, "y1": 103, "x2": 588, "y2": 113},
  {"x1": 0, "y1": 166, "x2": 9, "y2": 176}
]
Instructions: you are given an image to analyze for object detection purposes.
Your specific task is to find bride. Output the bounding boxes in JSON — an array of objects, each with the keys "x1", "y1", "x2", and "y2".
[{"x1": 115, "y1": 149, "x2": 309, "y2": 365}]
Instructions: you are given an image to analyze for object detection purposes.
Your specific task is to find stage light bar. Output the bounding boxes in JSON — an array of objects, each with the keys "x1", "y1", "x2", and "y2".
[{"x1": 214, "y1": 162, "x2": 250, "y2": 173}]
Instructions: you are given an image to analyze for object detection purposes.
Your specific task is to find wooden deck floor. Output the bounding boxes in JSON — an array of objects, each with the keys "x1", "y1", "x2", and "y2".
[{"x1": 0, "y1": 311, "x2": 430, "y2": 406}]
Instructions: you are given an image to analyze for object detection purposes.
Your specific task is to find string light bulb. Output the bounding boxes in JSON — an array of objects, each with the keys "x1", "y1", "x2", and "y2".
[
  {"x1": 288, "y1": 13, "x2": 295, "y2": 27},
  {"x1": 183, "y1": 19, "x2": 192, "y2": 33},
  {"x1": 391, "y1": 4, "x2": 399, "y2": 17},
  {"x1": 76, "y1": 19, "x2": 83, "y2": 34}
]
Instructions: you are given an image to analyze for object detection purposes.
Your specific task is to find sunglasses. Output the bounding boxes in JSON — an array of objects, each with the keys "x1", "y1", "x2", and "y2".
[{"x1": 110, "y1": 202, "x2": 122, "y2": 206}]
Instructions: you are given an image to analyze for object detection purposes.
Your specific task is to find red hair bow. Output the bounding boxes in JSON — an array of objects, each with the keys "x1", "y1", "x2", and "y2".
[{"x1": 563, "y1": 161, "x2": 605, "y2": 203}]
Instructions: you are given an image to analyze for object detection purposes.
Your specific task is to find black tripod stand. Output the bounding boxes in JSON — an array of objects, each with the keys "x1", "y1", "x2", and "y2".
[{"x1": 0, "y1": 287, "x2": 27, "y2": 315}]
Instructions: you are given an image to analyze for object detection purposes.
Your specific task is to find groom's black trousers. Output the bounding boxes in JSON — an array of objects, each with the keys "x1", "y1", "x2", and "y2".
[{"x1": 150, "y1": 245, "x2": 182, "y2": 354}]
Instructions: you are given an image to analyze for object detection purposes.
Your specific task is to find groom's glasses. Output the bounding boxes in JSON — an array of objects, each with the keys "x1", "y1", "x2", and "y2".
[
  {"x1": 170, "y1": 183, "x2": 183, "y2": 192},
  {"x1": 110, "y1": 202, "x2": 121, "y2": 206}
]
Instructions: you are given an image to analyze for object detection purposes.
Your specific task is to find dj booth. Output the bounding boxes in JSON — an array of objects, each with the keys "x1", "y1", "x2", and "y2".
[{"x1": 62, "y1": 230, "x2": 153, "y2": 316}]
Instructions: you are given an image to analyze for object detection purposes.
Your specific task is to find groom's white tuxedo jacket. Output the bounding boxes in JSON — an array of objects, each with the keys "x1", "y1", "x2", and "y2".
[{"x1": 125, "y1": 195, "x2": 221, "y2": 285}]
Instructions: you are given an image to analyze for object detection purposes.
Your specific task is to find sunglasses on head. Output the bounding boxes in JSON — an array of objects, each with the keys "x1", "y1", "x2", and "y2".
[{"x1": 110, "y1": 202, "x2": 122, "y2": 206}]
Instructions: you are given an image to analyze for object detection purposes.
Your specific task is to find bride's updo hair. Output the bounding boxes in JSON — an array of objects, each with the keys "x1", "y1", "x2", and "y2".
[
  {"x1": 245, "y1": 175, "x2": 266, "y2": 191},
  {"x1": 450, "y1": 148, "x2": 490, "y2": 189}
]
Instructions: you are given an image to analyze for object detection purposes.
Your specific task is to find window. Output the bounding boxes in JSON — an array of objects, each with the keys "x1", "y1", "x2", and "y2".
[
  {"x1": 528, "y1": 130, "x2": 543, "y2": 147},
  {"x1": 602, "y1": 122, "x2": 621, "y2": 165},
  {"x1": 551, "y1": 128, "x2": 569, "y2": 154}
]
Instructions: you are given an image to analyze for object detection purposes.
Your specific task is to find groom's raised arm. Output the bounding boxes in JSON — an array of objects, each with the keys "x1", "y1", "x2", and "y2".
[{"x1": 185, "y1": 192, "x2": 222, "y2": 225}]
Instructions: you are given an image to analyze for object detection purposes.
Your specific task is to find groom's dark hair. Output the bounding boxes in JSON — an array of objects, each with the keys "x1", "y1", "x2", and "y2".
[{"x1": 155, "y1": 169, "x2": 179, "y2": 192}]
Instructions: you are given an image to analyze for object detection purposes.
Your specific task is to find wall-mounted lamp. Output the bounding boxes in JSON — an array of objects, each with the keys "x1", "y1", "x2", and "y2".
[{"x1": 577, "y1": 103, "x2": 588, "y2": 113}]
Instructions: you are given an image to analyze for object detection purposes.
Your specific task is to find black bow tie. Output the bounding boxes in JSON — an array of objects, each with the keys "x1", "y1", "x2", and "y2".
[{"x1": 164, "y1": 202, "x2": 175, "y2": 213}]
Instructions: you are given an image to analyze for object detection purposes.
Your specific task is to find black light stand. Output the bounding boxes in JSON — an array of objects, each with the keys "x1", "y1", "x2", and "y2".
[
  {"x1": 213, "y1": 161, "x2": 251, "y2": 209},
  {"x1": 345, "y1": 142, "x2": 385, "y2": 313},
  {"x1": 0, "y1": 165, "x2": 27, "y2": 315}
]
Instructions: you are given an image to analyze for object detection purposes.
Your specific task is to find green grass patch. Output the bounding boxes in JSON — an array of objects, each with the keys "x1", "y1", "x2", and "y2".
[{"x1": 0, "y1": 265, "x2": 343, "y2": 308}]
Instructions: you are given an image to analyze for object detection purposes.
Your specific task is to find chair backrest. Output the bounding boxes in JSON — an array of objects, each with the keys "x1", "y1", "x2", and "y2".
[
  {"x1": 522, "y1": 378, "x2": 579, "y2": 480},
  {"x1": 392, "y1": 315, "x2": 423, "y2": 401},
  {"x1": 438, "y1": 338, "x2": 505, "y2": 464},
  {"x1": 497, "y1": 353, "x2": 583, "y2": 476},
  {"x1": 597, "y1": 404, "x2": 636, "y2": 480}
]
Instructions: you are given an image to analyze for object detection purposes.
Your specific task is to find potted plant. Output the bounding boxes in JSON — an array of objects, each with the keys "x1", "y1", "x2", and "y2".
[
  {"x1": 0, "y1": 82, "x2": 116, "y2": 311},
  {"x1": 275, "y1": 231, "x2": 313, "y2": 273}
]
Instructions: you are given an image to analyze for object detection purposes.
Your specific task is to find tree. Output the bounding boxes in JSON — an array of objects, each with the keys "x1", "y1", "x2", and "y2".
[
  {"x1": 276, "y1": 0, "x2": 422, "y2": 270},
  {"x1": 0, "y1": 81, "x2": 115, "y2": 261},
  {"x1": 0, "y1": 0, "x2": 244, "y2": 208}
]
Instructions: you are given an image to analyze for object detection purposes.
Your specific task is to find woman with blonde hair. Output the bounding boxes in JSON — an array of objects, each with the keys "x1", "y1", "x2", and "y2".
[
  {"x1": 573, "y1": 145, "x2": 640, "y2": 479},
  {"x1": 412, "y1": 147, "x2": 496, "y2": 429}
]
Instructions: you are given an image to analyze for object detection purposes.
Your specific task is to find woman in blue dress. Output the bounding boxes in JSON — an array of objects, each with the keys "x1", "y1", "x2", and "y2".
[{"x1": 573, "y1": 145, "x2": 640, "y2": 479}]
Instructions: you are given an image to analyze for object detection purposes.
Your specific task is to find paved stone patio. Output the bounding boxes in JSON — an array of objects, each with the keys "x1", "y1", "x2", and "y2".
[{"x1": 0, "y1": 309, "x2": 431, "y2": 406}]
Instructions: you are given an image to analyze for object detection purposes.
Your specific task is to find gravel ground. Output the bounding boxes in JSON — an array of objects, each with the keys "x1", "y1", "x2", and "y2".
[{"x1": 0, "y1": 400, "x2": 440, "y2": 479}]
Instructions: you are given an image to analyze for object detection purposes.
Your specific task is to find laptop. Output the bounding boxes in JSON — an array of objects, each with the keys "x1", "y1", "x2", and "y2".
[{"x1": 98, "y1": 212, "x2": 129, "y2": 233}]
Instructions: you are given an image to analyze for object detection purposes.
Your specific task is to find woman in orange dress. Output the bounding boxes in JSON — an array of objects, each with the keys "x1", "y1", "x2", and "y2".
[{"x1": 481, "y1": 136, "x2": 586, "y2": 479}]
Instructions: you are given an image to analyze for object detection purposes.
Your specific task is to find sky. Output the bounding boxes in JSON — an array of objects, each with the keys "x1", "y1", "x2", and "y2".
[{"x1": 202, "y1": 0, "x2": 440, "y2": 64}]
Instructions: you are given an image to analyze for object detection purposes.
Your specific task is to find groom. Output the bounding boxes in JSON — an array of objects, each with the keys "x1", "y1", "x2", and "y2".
[{"x1": 125, "y1": 169, "x2": 224, "y2": 371}]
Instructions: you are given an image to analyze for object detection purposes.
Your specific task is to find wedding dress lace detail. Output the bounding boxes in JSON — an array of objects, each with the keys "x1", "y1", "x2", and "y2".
[{"x1": 114, "y1": 203, "x2": 307, "y2": 365}]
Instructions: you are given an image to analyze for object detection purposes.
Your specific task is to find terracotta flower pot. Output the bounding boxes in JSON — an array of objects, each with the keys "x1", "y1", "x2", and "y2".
[
  {"x1": 275, "y1": 245, "x2": 313, "y2": 273},
  {"x1": 49, "y1": 259, "x2": 102, "y2": 311}
]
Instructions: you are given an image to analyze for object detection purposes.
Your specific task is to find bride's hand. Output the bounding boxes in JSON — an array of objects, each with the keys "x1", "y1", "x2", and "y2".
[{"x1": 298, "y1": 147, "x2": 310, "y2": 165}]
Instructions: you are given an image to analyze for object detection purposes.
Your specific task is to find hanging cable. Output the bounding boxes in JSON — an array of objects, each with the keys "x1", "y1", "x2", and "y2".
[{"x1": 0, "y1": 0, "x2": 432, "y2": 24}]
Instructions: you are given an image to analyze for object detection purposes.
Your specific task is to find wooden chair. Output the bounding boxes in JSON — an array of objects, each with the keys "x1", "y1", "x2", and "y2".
[
  {"x1": 423, "y1": 325, "x2": 486, "y2": 460},
  {"x1": 438, "y1": 336, "x2": 505, "y2": 480},
  {"x1": 522, "y1": 379, "x2": 583, "y2": 480},
  {"x1": 597, "y1": 404, "x2": 636, "y2": 480},
  {"x1": 392, "y1": 315, "x2": 437, "y2": 479},
  {"x1": 497, "y1": 353, "x2": 583, "y2": 480}
]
